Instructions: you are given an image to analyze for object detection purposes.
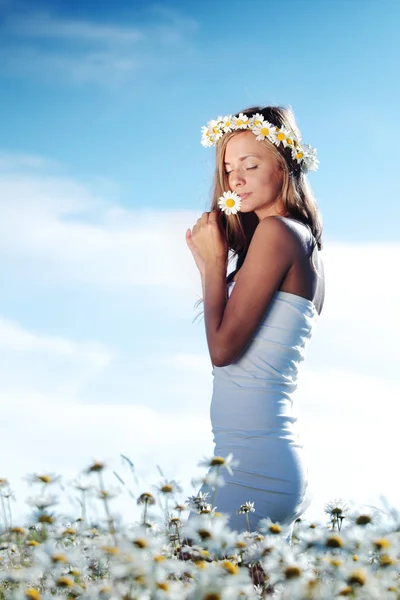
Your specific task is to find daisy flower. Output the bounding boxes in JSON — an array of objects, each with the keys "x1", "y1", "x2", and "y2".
[
  {"x1": 301, "y1": 144, "x2": 319, "y2": 172},
  {"x1": 282, "y1": 130, "x2": 299, "y2": 149},
  {"x1": 217, "y1": 191, "x2": 242, "y2": 215},
  {"x1": 201, "y1": 119, "x2": 223, "y2": 147},
  {"x1": 253, "y1": 121, "x2": 277, "y2": 143},
  {"x1": 238, "y1": 501, "x2": 255, "y2": 515},
  {"x1": 273, "y1": 126, "x2": 291, "y2": 147},
  {"x1": 220, "y1": 115, "x2": 234, "y2": 132},
  {"x1": 232, "y1": 112, "x2": 249, "y2": 129},
  {"x1": 198, "y1": 453, "x2": 239, "y2": 476},
  {"x1": 249, "y1": 112, "x2": 264, "y2": 128}
]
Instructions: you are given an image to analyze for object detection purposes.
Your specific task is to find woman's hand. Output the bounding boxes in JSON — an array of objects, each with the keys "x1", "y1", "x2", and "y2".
[{"x1": 186, "y1": 210, "x2": 228, "y2": 274}]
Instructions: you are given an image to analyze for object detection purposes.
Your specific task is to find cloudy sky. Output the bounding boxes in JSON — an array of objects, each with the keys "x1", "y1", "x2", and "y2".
[{"x1": 0, "y1": 0, "x2": 399, "y2": 527}]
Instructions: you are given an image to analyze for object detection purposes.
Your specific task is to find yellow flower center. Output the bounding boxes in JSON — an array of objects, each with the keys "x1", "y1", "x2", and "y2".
[
  {"x1": 154, "y1": 555, "x2": 165, "y2": 562},
  {"x1": 339, "y1": 586, "x2": 353, "y2": 596},
  {"x1": 374, "y1": 538, "x2": 391, "y2": 550},
  {"x1": 56, "y1": 577, "x2": 74, "y2": 588},
  {"x1": 210, "y1": 456, "x2": 225, "y2": 466},
  {"x1": 277, "y1": 132, "x2": 286, "y2": 141},
  {"x1": 296, "y1": 152, "x2": 304, "y2": 160},
  {"x1": 51, "y1": 553, "x2": 67, "y2": 563},
  {"x1": 198, "y1": 528, "x2": 212, "y2": 540},
  {"x1": 222, "y1": 560, "x2": 239, "y2": 575},
  {"x1": 25, "y1": 589, "x2": 41, "y2": 600},
  {"x1": 11, "y1": 527, "x2": 25, "y2": 534},
  {"x1": 236, "y1": 119, "x2": 243, "y2": 126},
  {"x1": 347, "y1": 570, "x2": 367, "y2": 586},
  {"x1": 380, "y1": 554, "x2": 396, "y2": 567},
  {"x1": 356, "y1": 514, "x2": 372, "y2": 525},
  {"x1": 269, "y1": 524, "x2": 281, "y2": 534},
  {"x1": 38, "y1": 514, "x2": 54, "y2": 524},
  {"x1": 326, "y1": 535, "x2": 344, "y2": 548},
  {"x1": 157, "y1": 582, "x2": 169, "y2": 591},
  {"x1": 253, "y1": 120, "x2": 262, "y2": 126},
  {"x1": 287, "y1": 138, "x2": 293, "y2": 145},
  {"x1": 101, "y1": 545, "x2": 120, "y2": 555},
  {"x1": 260, "y1": 127, "x2": 270, "y2": 136},
  {"x1": 37, "y1": 475, "x2": 52, "y2": 484},
  {"x1": 225, "y1": 199, "x2": 235, "y2": 208},
  {"x1": 330, "y1": 558, "x2": 343, "y2": 567},
  {"x1": 284, "y1": 566, "x2": 302, "y2": 579}
]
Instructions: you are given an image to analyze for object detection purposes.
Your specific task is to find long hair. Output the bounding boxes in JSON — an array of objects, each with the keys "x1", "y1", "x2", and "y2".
[{"x1": 210, "y1": 106, "x2": 323, "y2": 281}]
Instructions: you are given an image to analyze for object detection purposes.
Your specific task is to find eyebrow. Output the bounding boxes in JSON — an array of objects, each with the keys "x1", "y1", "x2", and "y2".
[{"x1": 224, "y1": 153, "x2": 261, "y2": 165}]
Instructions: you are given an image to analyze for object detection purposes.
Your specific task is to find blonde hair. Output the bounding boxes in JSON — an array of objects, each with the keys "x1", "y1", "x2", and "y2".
[{"x1": 210, "y1": 106, "x2": 323, "y2": 279}]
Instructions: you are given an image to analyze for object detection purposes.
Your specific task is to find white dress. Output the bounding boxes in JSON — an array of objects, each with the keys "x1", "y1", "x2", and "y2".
[{"x1": 197, "y1": 282, "x2": 319, "y2": 535}]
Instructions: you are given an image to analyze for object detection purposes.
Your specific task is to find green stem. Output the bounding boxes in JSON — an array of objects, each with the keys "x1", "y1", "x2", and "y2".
[
  {"x1": 98, "y1": 472, "x2": 117, "y2": 544},
  {"x1": 144, "y1": 500, "x2": 148, "y2": 526},
  {"x1": 0, "y1": 494, "x2": 8, "y2": 532},
  {"x1": 246, "y1": 513, "x2": 250, "y2": 533}
]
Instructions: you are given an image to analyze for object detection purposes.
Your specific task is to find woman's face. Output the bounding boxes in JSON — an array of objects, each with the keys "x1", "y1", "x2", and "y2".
[{"x1": 223, "y1": 131, "x2": 285, "y2": 219}]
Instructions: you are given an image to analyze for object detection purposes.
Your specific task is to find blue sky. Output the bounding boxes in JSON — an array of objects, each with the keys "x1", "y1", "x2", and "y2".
[{"x1": 0, "y1": 0, "x2": 399, "y2": 525}]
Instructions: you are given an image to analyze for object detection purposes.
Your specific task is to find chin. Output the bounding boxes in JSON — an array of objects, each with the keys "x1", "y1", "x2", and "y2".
[{"x1": 239, "y1": 204, "x2": 254, "y2": 214}]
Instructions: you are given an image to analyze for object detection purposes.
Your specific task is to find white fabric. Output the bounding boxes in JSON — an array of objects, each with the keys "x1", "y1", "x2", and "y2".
[{"x1": 198, "y1": 282, "x2": 319, "y2": 534}]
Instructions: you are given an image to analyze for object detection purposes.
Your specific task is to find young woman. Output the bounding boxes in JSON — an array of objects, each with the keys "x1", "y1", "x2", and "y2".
[{"x1": 185, "y1": 106, "x2": 325, "y2": 537}]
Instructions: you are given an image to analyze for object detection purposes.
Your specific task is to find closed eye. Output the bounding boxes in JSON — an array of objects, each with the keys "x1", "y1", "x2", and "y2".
[{"x1": 225, "y1": 165, "x2": 258, "y2": 175}]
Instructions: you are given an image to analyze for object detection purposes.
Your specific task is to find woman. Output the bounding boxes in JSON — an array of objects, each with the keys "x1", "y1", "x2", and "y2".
[{"x1": 185, "y1": 106, "x2": 325, "y2": 536}]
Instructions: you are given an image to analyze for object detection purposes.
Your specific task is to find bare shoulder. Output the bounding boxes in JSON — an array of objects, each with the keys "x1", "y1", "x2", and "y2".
[
  {"x1": 269, "y1": 215, "x2": 315, "y2": 255},
  {"x1": 250, "y1": 215, "x2": 300, "y2": 256}
]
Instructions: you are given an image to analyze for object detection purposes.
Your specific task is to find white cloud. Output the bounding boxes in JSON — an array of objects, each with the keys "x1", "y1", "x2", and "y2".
[
  {"x1": 5, "y1": 11, "x2": 143, "y2": 44},
  {"x1": 0, "y1": 8, "x2": 199, "y2": 85},
  {"x1": 0, "y1": 315, "x2": 112, "y2": 364},
  {"x1": 0, "y1": 162, "x2": 200, "y2": 292},
  {"x1": 1, "y1": 153, "x2": 399, "y2": 526}
]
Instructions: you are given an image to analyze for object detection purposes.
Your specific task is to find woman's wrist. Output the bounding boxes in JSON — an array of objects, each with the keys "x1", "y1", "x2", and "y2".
[{"x1": 204, "y1": 255, "x2": 227, "y2": 273}]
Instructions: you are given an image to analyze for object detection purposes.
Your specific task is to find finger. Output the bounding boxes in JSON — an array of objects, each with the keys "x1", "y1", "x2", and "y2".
[
  {"x1": 208, "y1": 210, "x2": 218, "y2": 223},
  {"x1": 185, "y1": 229, "x2": 195, "y2": 250},
  {"x1": 201, "y1": 212, "x2": 209, "y2": 224}
]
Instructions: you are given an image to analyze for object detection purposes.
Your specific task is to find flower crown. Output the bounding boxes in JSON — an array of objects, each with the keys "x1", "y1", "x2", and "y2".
[{"x1": 201, "y1": 112, "x2": 319, "y2": 173}]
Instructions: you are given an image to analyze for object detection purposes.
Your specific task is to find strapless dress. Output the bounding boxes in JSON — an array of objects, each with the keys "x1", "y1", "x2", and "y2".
[{"x1": 194, "y1": 281, "x2": 319, "y2": 535}]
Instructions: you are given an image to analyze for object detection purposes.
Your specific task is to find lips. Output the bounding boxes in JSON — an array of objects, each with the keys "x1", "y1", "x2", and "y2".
[{"x1": 239, "y1": 193, "x2": 250, "y2": 200}]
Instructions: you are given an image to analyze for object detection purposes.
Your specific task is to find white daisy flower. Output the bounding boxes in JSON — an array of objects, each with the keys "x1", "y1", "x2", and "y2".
[
  {"x1": 201, "y1": 125, "x2": 214, "y2": 147},
  {"x1": 253, "y1": 121, "x2": 277, "y2": 143},
  {"x1": 274, "y1": 125, "x2": 291, "y2": 147},
  {"x1": 301, "y1": 144, "x2": 319, "y2": 172},
  {"x1": 217, "y1": 191, "x2": 242, "y2": 215},
  {"x1": 198, "y1": 452, "x2": 239, "y2": 475},
  {"x1": 192, "y1": 470, "x2": 226, "y2": 490},
  {"x1": 238, "y1": 501, "x2": 255, "y2": 514},
  {"x1": 201, "y1": 119, "x2": 223, "y2": 147},
  {"x1": 282, "y1": 130, "x2": 299, "y2": 149},
  {"x1": 232, "y1": 112, "x2": 249, "y2": 129},
  {"x1": 215, "y1": 114, "x2": 233, "y2": 133},
  {"x1": 249, "y1": 112, "x2": 265, "y2": 128}
]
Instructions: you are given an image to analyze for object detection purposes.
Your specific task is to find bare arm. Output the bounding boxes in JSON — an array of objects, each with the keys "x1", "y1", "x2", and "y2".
[{"x1": 204, "y1": 217, "x2": 297, "y2": 367}]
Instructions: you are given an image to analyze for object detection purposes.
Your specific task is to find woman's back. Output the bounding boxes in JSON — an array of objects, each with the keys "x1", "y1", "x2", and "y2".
[{"x1": 232, "y1": 216, "x2": 325, "y2": 316}]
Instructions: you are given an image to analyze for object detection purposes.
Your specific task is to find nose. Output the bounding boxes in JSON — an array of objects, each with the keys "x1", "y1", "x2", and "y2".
[{"x1": 229, "y1": 168, "x2": 246, "y2": 189}]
